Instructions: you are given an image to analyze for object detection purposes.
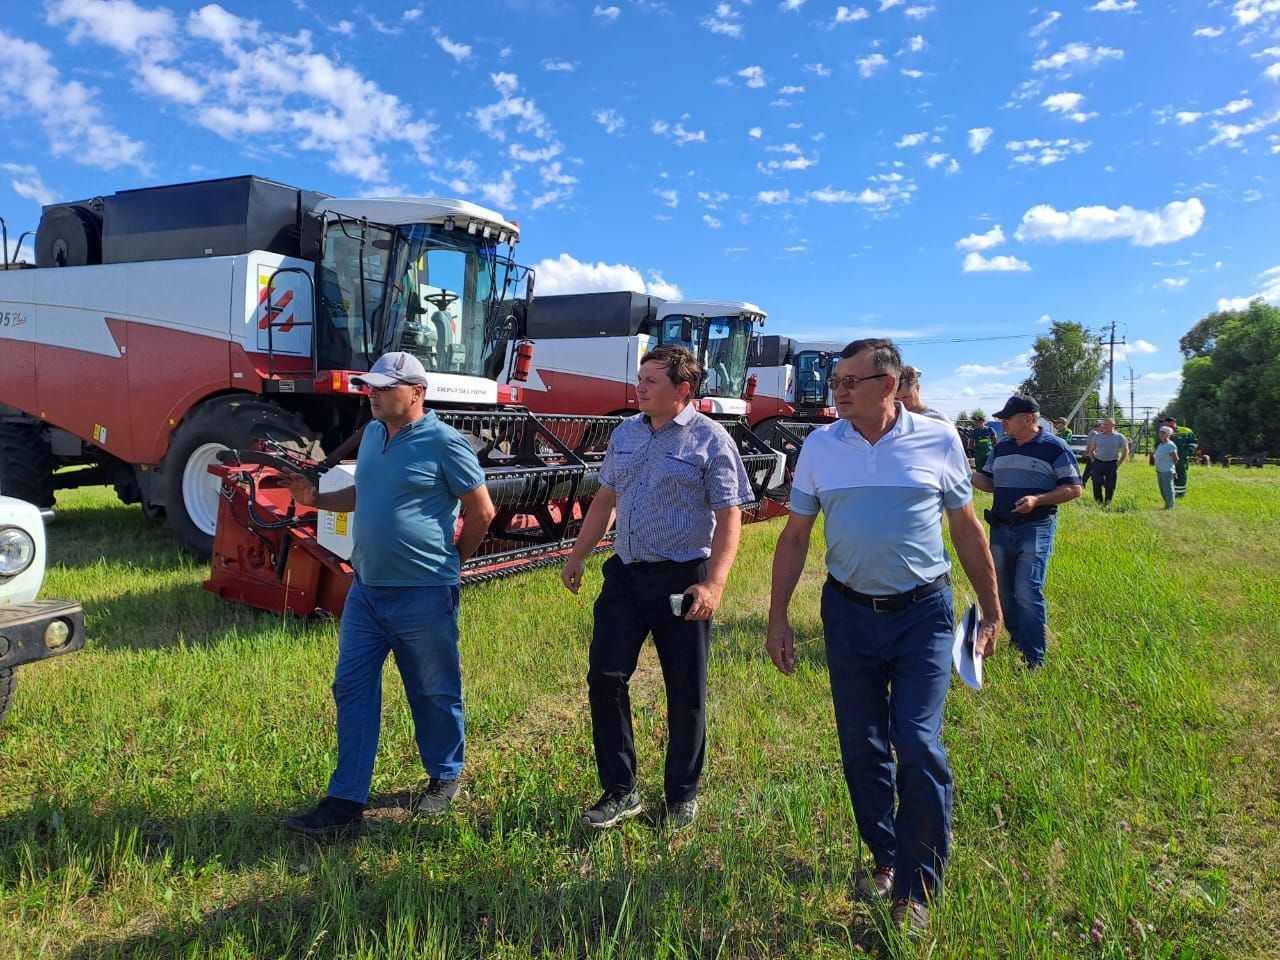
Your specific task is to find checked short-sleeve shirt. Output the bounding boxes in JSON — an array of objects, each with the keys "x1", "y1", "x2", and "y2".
[{"x1": 600, "y1": 404, "x2": 754, "y2": 563}]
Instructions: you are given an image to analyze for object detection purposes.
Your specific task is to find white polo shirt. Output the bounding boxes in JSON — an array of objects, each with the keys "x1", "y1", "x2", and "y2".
[{"x1": 790, "y1": 405, "x2": 973, "y2": 595}]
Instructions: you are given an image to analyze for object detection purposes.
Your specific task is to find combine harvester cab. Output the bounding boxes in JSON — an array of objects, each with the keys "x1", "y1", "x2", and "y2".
[
  {"x1": 747, "y1": 336, "x2": 843, "y2": 502},
  {"x1": 502, "y1": 291, "x2": 786, "y2": 513},
  {"x1": 0, "y1": 175, "x2": 619, "y2": 617}
]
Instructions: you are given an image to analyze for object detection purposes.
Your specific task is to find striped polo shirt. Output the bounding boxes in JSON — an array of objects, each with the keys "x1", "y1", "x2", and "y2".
[
  {"x1": 979, "y1": 427, "x2": 1081, "y2": 523},
  {"x1": 600, "y1": 403, "x2": 754, "y2": 563},
  {"x1": 790, "y1": 405, "x2": 973, "y2": 595}
]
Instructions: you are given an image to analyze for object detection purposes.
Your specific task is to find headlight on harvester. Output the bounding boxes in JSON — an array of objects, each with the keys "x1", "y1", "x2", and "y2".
[{"x1": 0, "y1": 526, "x2": 36, "y2": 577}]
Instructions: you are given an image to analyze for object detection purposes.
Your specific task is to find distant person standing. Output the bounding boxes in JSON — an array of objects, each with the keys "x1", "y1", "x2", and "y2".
[
  {"x1": 895, "y1": 366, "x2": 950, "y2": 422},
  {"x1": 1085, "y1": 418, "x2": 1128, "y2": 505},
  {"x1": 973, "y1": 394, "x2": 1082, "y2": 669},
  {"x1": 1153, "y1": 425, "x2": 1179, "y2": 510},
  {"x1": 562, "y1": 344, "x2": 754, "y2": 831},
  {"x1": 971, "y1": 414, "x2": 996, "y2": 471},
  {"x1": 1054, "y1": 417, "x2": 1072, "y2": 442},
  {"x1": 1162, "y1": 417, "x2": 1198, "y2": 498},
  {"x1": 1080, "y1": 419, "x2": 1103, "y2": 487}
]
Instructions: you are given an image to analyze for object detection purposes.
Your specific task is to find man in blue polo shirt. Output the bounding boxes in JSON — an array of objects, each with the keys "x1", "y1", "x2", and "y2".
[
  {"x1": 282, "y1": 351, "x2": 497, "y2": 836},
  {"x1": 767, "y1": 338, "x2": 1002, "y2": 936},
  {"x1": 973, "y1": 393, "x2": 1081, "y2": 670}
]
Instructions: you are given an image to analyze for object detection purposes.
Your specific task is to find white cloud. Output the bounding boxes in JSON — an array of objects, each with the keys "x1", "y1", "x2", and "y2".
[
  {"x1": 904, "y1": 4, "x2": 936, "y2": 18},
  {"x1": 906, "y1": 34, "x2": 926, "y2": 51},
  {"x1": 542, "y1": 58, "x2": 576, "y2": 72},
  {"x1": 780, "y1": 0, "x2": 806, "y2": 10},
  {"x1": 1032, "y1": 42, "x2": 1124, "y2": 74},
  {"x1": 955, "y1": 225, "x2": 1006, "y2": 251},
  {"x1": 779, "y1": 84, "x2": 805, "y2": 95},
  {"x1": 968, "y1": 127, "x2": 993, "y2": 153},
  {"x1": 748, "y1": 126, "x2": 763, "y2": 138},
  {"x1": 703, "y1": 2, "x2": 745, "y2": 37},
  {"x1": 1015, "y1": 198, "x2": 1205, "y2": 246},
  {"x1": 0, "y1": 30, "x2": 150, "y2": 174},
  {"x1": 595, "y1": 108, "x2": 625, "y2": 134},
  {"x1": 1042, "y1": 91, "x2": 1097, "y2": 122},
  {"x1": 756, "y1": 189, "x2": 792, "y2": 204},
  {"x1": 834, "y1": 6, "x2": 870, "y2": 24},
  {"x1": 593, "y1": 5, "x2": 621, "y2": 20},
  {"x1": 435, "y1": 33, "x2": 471, "y2": 61},
  {"x1": 963, "y1": 252, "x2": 1032, "y2": 272},
  {"x1": 1232, "y1": 1, "x2": 1280, "y2": 27},
  {"x1": 1206, "y1": 109, "x2": 1280, "y2": 147},
  {"x1": 924, "y1": 152, "x2": 949, "y2": 168},
  {"x1": 652, "y1": 119, "x2": 708, "y2": 145},
  {"x1": 48, "y1": 0, "x2": 177, "y2": 57},
  {"x1": 1218, "y1": 98, "x2": 1253, "y2": 114},
  {"x1": 1193, "y1": 25, "x2": 1225, "y2": 37},
  {"x1": 1160, "y1": 277, "x2": 1189, "y2": 289},
  {"x1": 532, "y1": 253, "x2": 681, "y2": 299},
  {"x1": 880, "y1": 0, "x2": 905, "y2": 8},
  {"x1": 1217, "y1": 263, "x2": 1280, "y2": 310},
  {"x1": 1267, "y1": 62, "x2": 1280, "y2": 80},
  {"x1": 738, "y1": 65, "x2": 767, "y2": 88},
  {"x1": 655, "y1": 188, "x2": 679, "y2": 208},
  {"x1": 1, "y1": 162, "x2": 57, "y2": 206},
  {"x1": 1176, "y1": 111, "x2": 1203, "y2": 124},
  {"x1": 857, "y1": 53, "x2": 889, "y2": 76},
  {"x1": 478, "y1": 170, "x2": 517, "y2": 208},
  {"x1": 1005, "y1": 136, "x2": 1092, "y2": 165},
  {"x1": 901, "y1": 68, "x2": 925, "y2": 78},
  {"x1": 1090, "y1": 0, "x2": 1138, "y2": 11},
  {"x1": 805, "y1": 62, "x2": 832, "y2": 77},
  {"x1": 1130, "y1": 339, "x2": 1159, "y2": 354},
  {"x1": 1030, "y1": 10, "x2": 1062, "y2": 36},
  {"x1": 703, "y1": 213, "x2": 722, "y2": 228},
  {"x1": 895, "y1": 130, "x2": 928, "y2": 147}
]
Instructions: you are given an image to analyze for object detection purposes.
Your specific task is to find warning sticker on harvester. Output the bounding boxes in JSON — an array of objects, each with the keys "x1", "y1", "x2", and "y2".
[
  {"x1": 334, "y1": 512, "x2": 349, "y2": 537},
  {"x1": 92, "y1": 424, "x2": 108, "y2": 445}
]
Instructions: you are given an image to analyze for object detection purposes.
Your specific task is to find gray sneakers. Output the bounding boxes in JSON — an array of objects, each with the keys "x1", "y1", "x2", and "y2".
[{"x1": 582, "y1": 787, "x2": 643, "y2": 829}]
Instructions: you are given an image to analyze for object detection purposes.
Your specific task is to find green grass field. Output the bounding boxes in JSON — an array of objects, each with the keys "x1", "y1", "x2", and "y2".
[{"x1": 2, "y1": 463, "x2": 1278, "y2": 959}]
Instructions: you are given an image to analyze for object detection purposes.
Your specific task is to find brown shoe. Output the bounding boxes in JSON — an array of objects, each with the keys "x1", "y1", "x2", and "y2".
[
  {"x1": 890, "y1": 898, "x2": 929, "y2": 937},
  {"x1": 855, "y1": 864, "x2": 895, "y2": 900}
]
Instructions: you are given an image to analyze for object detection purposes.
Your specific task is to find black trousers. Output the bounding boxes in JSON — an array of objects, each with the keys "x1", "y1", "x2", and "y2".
[
  {"x1": 588, "y1": 554, "x2": 711, "y2": 805},
  {"x1": 1092, "y1": 459, "x2": 1119, "y2": 503}
]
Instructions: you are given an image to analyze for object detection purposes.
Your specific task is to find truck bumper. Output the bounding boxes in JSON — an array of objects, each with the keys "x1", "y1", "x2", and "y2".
[{"x1": 0, "y1": 599, "x2": 86, "y2": 669}]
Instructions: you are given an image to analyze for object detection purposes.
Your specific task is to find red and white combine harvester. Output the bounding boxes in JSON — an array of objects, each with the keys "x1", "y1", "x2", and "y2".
[
  {"x1": 504, "y1": 291, "x2": 787, "y2": 510},
  {"x1": 0, "y1": 175, "x2": 620, "y2": 616},
  {"x1": 745, "y1": 336, "x2": 842, "y2": 493}
]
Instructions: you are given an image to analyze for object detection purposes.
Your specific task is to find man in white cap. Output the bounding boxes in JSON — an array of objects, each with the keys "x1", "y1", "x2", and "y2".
[{"x1": 283, "y1": 351, "x2": 497, "y2": 836}]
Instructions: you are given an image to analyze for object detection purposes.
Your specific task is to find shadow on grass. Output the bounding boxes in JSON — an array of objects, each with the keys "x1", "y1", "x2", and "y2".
[
  {"x1": 45, "y1": 503, "x2": 183, "y2": 571},
  {"x1": 711, "y1": 609, "x2": 830, "y2": 671},
  {"x1": 0, "y1": 792, "x2": 894, "y2": 960}
]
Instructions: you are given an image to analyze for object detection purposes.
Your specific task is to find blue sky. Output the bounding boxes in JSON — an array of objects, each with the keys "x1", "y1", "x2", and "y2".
[{"x1": 2, "y1": 0, "x2": 1278, "y2": 417}]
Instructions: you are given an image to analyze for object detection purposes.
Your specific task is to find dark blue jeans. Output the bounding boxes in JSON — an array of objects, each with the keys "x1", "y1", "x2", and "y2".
[
  {"x1": 988, "y1": 517, "x2": 1057, "y2": 667},
  {"x1": 821, "y1": 580, "x2": 955, "y2": 903},
  {"x1": 327, "y1": 577, "x2": 464, "y2": 804}
]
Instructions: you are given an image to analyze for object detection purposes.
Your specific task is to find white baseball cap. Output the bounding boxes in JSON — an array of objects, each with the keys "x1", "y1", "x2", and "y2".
[{"x1": 351, "y1": 351, "x2": 429, "y2": 388}]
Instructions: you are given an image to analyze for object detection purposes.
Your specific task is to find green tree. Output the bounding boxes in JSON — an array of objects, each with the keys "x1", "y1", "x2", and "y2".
[
  {"x1": 1018, "y1": 321, "x2": 1103, "y2": 420},
  {"x1": 1169, "y1": 300, "x2": 1280, "y2": 455}
]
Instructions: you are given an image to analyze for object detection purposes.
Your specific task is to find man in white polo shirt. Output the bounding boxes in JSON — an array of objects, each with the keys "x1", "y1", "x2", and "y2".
[{"x1": 766, "y1": 338, "x2": 1001, "y2": 936}]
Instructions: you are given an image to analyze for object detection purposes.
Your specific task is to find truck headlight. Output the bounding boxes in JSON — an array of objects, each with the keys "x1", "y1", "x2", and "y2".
[{"x1": 0, "y1": 526, "x2": 36, "y2": 577}]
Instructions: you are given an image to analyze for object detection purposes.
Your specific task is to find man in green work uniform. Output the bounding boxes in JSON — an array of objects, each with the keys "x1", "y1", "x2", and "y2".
[
  {"x1": 1162, "y1": 417, "x2": 1198, "y2": 498},
  {"x1": 971, "y1": 414, "x2": 996, "y2": 471}
]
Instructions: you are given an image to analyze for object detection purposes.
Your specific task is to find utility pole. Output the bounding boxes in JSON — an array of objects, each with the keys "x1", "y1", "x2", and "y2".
[
  {"x1": 1104, "y1": 321, "x2": 1122, "y2": 416},
  {"x1": 1125, "y1": 367, "x2": 1139, "y2": 449}
]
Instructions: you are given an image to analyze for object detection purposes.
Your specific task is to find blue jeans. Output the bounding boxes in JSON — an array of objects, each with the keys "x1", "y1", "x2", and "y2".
[
  {"x1": 327, "y1": 577, "x2": 464, "y2": 803},
  {"x1": 820, "y1": 581, "x2": 955, "y2": 903},
  {"x1": 1157, "y1": 470, "x2": 1174, "y2": 509},
  {"x1": 988, "y1": 517, "x2": 1057, "y2": 667}
]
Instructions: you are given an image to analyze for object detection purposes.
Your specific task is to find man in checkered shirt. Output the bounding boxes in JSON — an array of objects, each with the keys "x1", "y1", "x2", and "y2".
[{"x1": 562, "y1": 344, "x2": 754, "y2": 831}]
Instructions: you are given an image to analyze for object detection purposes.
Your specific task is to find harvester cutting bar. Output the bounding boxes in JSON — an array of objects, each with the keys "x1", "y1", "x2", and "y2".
[
  {"x1": 713, "y1": 416, "x2": 789, "y2": 515},
  {"x1": 205, "y1": 408, "x2": 624, "y2": 617}
]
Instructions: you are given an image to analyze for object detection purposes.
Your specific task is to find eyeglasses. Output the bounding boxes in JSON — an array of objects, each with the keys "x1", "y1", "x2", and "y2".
[{"x1": 828, "y1": 373, "x2": 889, "y2": 391}]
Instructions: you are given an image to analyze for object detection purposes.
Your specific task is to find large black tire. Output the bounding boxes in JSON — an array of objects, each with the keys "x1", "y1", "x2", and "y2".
[
  {"x1": 0, "y1": 667, "x2": 14, "y2": 727},
  {"x1": 35, "y1": 205, "x2": 102, "y2": 268},
  {"x1": 0, "y1": 422, "x2": 56, "y2": 507},
  {"x1": 158, "y1": 397, "x2": 321, "y2": 558}
]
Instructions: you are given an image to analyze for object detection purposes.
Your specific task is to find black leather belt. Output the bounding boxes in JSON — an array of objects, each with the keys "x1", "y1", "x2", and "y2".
[
  {"x1": 825, "y1": 573, "x2": 949, "y2": 613},
  {"x1": 984, "y1": 509, "x2": 1054, "y2": 527}
]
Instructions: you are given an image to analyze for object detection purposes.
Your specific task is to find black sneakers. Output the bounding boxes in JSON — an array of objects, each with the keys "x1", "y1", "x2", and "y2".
[
  {"x1": 582, "y1": 787, "x2": 643, "y2": 829},
  {"x1": 418, "y1": 777, "x2": 460, "y2": 816},
  {"x1": 665, "y1": 798, "x2": 699, "y2": 830},
  {"x1": 282, "y1": 796, "x2": 365, "y2": 837}
]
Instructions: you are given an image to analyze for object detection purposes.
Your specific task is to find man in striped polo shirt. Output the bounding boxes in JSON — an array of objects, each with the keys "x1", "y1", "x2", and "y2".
[
  {"x1": 562, "y1": 345, "x2": 754, "y2": 831},
  {"x1": 766, "y1": 338, "x2": 1002, "y2": 935},
  {"x1": 973, "y1": 394, "x2": 1082, "y2": 669}
]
